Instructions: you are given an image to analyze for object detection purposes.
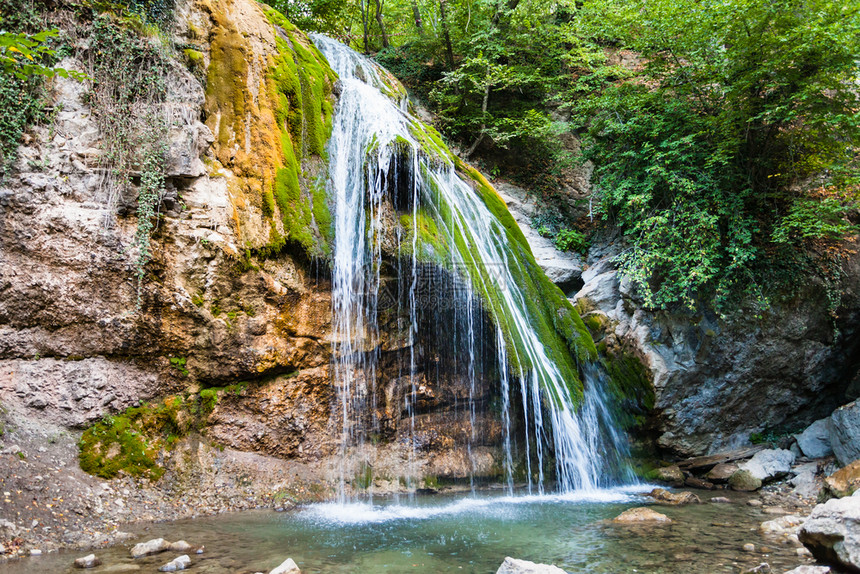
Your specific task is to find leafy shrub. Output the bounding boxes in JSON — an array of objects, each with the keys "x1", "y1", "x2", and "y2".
[{"x1": 554, "y1": 228, "x2": 587, "y2": 253}]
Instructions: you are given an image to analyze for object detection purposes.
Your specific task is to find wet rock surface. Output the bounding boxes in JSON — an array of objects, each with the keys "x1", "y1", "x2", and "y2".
[
  {"x1": 799, "y1": 496, "x2": 860, "y2": 571},
  {"x1": 613, "y1": 507, "x2": 673, "y2": 523},
  {"x1": 496, "y1": 557, "x2": 568, "y2": 573}
]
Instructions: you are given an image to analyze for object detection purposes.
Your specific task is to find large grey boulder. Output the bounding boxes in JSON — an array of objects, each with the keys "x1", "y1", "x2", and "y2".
[
  {"x1": 740, "y1": 449, "x2": 796, "y2": 482},
  {"x1": 829, "y1": 401, "x2": 860, "y2": 466},
  {"x1": 496, "y1": 557, "x2": 567, "y2": 574},
  {"x1": 799, "y1": 496, "x2": 860, "y2": 571},
  {"x1": 796, "y1": 418, "x2": 834, "y2": 459}
]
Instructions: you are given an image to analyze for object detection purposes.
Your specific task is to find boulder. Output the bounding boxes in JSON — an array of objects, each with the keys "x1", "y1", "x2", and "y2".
[
  {"x1": 612, "y1": 507, "x2": 672, "y2": 523},
  {"x1": 131, "y1": 538, "x2": 170, "y2": 558},
  {"x1": 760, "y1": 515, "x2": 806, "y2": 537},
  {"x1": 650, "y1": 465, "x2": 685, "y2": 486},
  {"x1": 829, "y1": 401, "x2": 860, "y2": 466},
  {"x1": 648, "y1": 488, "x2": 701, "y2": 505},
  {"x1": 739, "y1": 449, "x2": 796, "y2": 482},
  {"x1": 74, "y1": 554, "x2": 102, "y2": 569},
  {"x1": 158, "y1": 555, "x2": 190, "y2": 572},
  {"x1": 270, "y1": 558, "x2": 302, "y2": 574},
  {"x1": 496, "y1": 557, "x2": 567, "y2": 574},
  {"x1": 169, "y1": 541, "x2": 192, "y2": 552},
  {"x1": 824, "y1": 460, "x2": 860, "y2": 498},
  {"x1": 705, "y1": 462, "x2": 739, "y2": 483},
  {"x1": 796, "y1": 418, "x2": 833, "y2": 459},
  {"x1": 782, "y1": 567, "x2": 830, "y2": 574},
  {"x1": 730, "y1": 470, "x2": 763, "y2": 491},
  {"x1": 799, "y1": 496, "x2": 860, "y2": 571},
  {"x1": 790, "y1": 462, "x2": 823, "y2": 499},
  {"x1": 685, "y1": 476, "x2": 715, "y2": 490}
]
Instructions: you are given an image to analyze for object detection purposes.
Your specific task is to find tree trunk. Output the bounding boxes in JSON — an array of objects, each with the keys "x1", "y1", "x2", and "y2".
[
  {"x1": 412, "y1": 1, "x2": 424, "y2": 31},
  {"x1": 359, "y1": 0, "x2": 370, "y2": 53},
  {"x1": 464, "y1": 81, "x2": 490, "y2": 158},
  {"x1": 374, "y1": 0, "x2": 390, "y2": 48},
  {"x1": 439, "y1": 0, "x2": 455, "y2": 69}
]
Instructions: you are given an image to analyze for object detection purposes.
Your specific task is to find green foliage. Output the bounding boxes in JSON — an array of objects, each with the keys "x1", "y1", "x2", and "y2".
[
  {"x1": 86, "y1": 14, "x2": 170, "y2": 308},
  {"x1": 168, "y1": 356, "x2": 189, "y2": 376},
  {"x1": 0, "y1": 2, "x2": 83, "y2": 175},
  {"x1": 553, "y1": 228, "x2": 586, "y2": 253},
  {"x1": 78, "y1": 385, "x2": 248, "y2": 480},
  {"x1": 574, "y1": 0, "x2": 860, "y2": 314}
]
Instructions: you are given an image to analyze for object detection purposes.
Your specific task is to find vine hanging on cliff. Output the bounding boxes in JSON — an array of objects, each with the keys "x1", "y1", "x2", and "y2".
[{"x1": 85, "y1": 13, "x2": 171, "y2": 309}]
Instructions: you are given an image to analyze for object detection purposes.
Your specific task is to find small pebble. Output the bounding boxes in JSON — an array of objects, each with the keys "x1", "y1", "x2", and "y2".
[
  {"x1": 743, "y1": 543, "x2": 756, "y2": 552},
  {"x1": 747, "y1": 499, "x2": 763, "y2": 507}
]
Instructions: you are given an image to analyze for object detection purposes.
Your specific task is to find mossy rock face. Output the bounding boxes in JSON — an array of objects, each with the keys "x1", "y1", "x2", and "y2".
[
  {"x1": 728, "y1": 469, "x2": 762, "y2": 491},
  {"x1": 449, "y1": 158, "x2": 597, "y2": 404},
  {"x1": 78, "y1": 385, "x2": 247, "y2": 480},
  {"x1": 200, "y1": 0, "x2": 337, "y2": 259}
]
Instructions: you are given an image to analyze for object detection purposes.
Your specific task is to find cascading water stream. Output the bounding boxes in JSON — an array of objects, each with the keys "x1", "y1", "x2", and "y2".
[{"x1": 314, "y1": 33, "x2": 633, "y2": 499}]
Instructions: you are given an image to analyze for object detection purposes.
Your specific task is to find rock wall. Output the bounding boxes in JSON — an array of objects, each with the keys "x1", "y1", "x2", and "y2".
[
  {"x1": 0, "y1": 0, "x2": 503, "y2": 504},
  {"x1": 495, "y1": 168, "x2": 860, "y2": 459}
]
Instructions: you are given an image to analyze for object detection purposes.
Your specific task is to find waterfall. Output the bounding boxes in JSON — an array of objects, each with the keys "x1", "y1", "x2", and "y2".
[{"x1": 313, "y1": 34, "x2": 632, "y2": 497}]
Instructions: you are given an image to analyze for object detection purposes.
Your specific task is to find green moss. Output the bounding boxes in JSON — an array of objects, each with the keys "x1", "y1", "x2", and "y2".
[
  {"x1": 602, "y1": 349, "x2": 655, "y2": 429},
  {"x1": 204, "y1": 21, "x2": 248, "y2": 158},
  {"x1": 259, "y1": 5, "x2": 338, "y2": 259},
  {"x1": 432, "y1": 157, "x2": 598, "y2": 405},
  {"x1": 355, "y1": 461, "x2": 373, "y2": 489},
  {"x1": 78, "y1": 383, "x2": 254, "y2": 480},
  {"x1": 169, "y1": 356, "x2": 189, "y2": 376},
  {"x1": 399, "y1": 208, "x2": 449, "y2": 262}
]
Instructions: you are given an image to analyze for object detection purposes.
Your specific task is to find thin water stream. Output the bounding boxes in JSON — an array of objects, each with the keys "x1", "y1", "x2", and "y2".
[{"x1": 0, "y1": 490, "x2": 809, "y2": 573}]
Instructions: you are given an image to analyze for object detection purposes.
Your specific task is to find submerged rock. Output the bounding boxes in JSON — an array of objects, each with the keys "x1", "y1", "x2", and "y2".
[
  {"x1": 824, "y1": 460, "x2": 860, "y2": 498},
  {"x1": 613, "y1": 507, "x2": 672, "y2": 523},
  {"x1": 740, "y1": 564, "x2": 770, "y2": 574},
  {"x1": 730, "y1": 469, "x2": 763, "y2": 491},
  {"x1": 760, "y1": 515, "x2": 806, "y2": 538},
  {"x1": 796, "y1": 418, "x2": 833, "y2": 459},
  {"x1": 782, "y1": 566, "x2": 830, "y2": 574},
  {"x1": 74, "y1": 554, "x2": 102, "y2": 568},
  {"x1": 496, "y1": 556, "x2": 567, "y2": 573},
  {"x1": 158, "y1": 555, "x2": 190, "y2": 572},
  {"x1": 649, "y1": 488, "x2": 700, "y2": 505},
  {"x1": 270, "y1": 557, "x2": 301, "y2": 574},
  {"x1": 168, "y1": 541, "x2": 192, "y2": 552},
  {"x1": 829, "y1": 401, "x2": 860, "y2": 466},
  {"x1": 799, "y1": 496, "x2": 860, "y2": 571},
  {"x1": 131, "y1": 538, "x2": 171, "y2": 558}
]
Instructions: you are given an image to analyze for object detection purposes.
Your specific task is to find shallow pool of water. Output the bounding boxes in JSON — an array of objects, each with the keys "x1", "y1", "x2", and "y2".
[{"x1": 0, "y1": 488, "x2": 811, "y2": 573}]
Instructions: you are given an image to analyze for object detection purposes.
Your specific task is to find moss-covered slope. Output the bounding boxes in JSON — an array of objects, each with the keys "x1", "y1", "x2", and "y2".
[{"x1": 199, "y1": 0, "x2": 337, "y2": 258}]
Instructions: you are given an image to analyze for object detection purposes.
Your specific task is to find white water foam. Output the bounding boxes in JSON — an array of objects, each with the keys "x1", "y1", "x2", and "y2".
[{"x1": 300, "y1": 487, "x2": 651, "y2": 526}]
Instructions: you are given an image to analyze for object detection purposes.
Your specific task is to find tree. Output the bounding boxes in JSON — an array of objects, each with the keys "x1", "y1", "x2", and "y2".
[{"x1": 575, "y1": 0, "x2": 860, "y2": 312}]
